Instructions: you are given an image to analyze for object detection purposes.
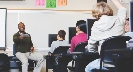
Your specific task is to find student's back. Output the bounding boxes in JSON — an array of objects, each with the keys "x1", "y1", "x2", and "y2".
[
  {"x1": 50, "y1": 40, "x2": 69, "y2": 53},
  {"x1": 70, "y1": 20, "x2": 87, "y2": 52},
  {"x1": 50, "y1": 30, "x2": 70, "y2": 53},
  {"x1": 85, "y1": 1, "x2": 128, "y2": 72},
  {"x1": 88, "y1": 1, "x2": 127, "y2": 53}
]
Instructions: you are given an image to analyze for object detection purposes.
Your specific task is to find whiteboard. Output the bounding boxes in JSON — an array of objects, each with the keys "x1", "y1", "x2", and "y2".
[{"x1": 0, "y1": 8, "x2": 7, "y2": 49}]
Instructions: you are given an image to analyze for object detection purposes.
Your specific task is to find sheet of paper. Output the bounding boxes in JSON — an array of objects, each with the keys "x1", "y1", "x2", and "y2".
[
  {"x1": 46, "y1": 0, "x2": 56, "y2": 8},
  {"x1": 35, "y1": 0, "x2": 40, "y2": 6},
  {"x1": 35, "y1": 0, "x2": 45, "y2": 6},
  {"x1": 20, "y1": 33, "x2": 30, "y2": 37},
  {"x1": 40, "y1": 0, "x2": 45, "y2": 6},
  {"x1": 58, "y1": 0, "x2": 67, "y2": 6}
]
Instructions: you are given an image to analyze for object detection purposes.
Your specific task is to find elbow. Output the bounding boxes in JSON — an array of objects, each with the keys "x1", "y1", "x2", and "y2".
[{"x1": 13, "y1": 38, "x2": 19, "y2": 43}]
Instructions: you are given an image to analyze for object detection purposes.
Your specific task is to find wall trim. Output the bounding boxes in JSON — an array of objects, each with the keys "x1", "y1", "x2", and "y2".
[
  {"x1": 6, "y1": 47, "x2": 50, "y2": 52},
  {"x1": 7, "y1": 10, "x2": 92, "y2": 14}
]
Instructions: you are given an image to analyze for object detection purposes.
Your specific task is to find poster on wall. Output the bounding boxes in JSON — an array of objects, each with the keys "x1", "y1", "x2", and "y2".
[
  {"x1": 58, "y1": 0, "x2": 67, "y2": 6},
  {"x1": 35, "y1": 0, "x2": 45, "y2": 6},
  {"x1": 0, "y1": 8, "x2": 7, "y2": 50},
  {"x1": 46, "y1": 0, "x2": 56, "y2": 8}
]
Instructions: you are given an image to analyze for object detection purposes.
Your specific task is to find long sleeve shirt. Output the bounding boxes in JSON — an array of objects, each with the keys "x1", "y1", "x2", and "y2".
[
  {"x1": 50, "y1": 40, "x2": 70, "y2": 53},
  {"x1": 70, "y1": 33, "x2": 87, "y2": 52},
  {"x1": 88, "y1": 7, "x2": 127, "y2": 53},
  {"x1": 13, "y1": 31, "x2": 33, "y2": 53}
]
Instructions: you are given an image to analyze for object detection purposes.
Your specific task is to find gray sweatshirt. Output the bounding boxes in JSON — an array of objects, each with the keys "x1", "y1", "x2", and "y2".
[
  {"x1": 88, "y1": 7, "x2": 127, "y2": 53},
  {"x1": 50, "y1": 40, "x2": 70, "y2": 53}
]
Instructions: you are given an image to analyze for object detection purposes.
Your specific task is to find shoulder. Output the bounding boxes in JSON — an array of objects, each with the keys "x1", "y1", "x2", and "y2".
[
  {"x1": 63, "y1": 40, "x2": 69, "y2": 43},
  {"x1": 13, "y1": 32, "x2": 19, "y2": 36},
  {"x1": 125, "y1": 32, "x2": 133, "y2": 39},
  {"x1": 25, "y1": 32, "x2": 30, "y2": 35},
  {"x1": 71, "y1": 36, "x2": 76, "y2": 41},
  {"x1": 25, "y1": 32, "x2": 31, "y2": 37},
  {"x1": 52, "y1": 40, "x2": 58, "y2": 44}
]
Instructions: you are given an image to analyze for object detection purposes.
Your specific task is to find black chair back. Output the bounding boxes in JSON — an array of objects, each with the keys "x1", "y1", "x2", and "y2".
[
  {"x1": 53, "y1": 46, "x2": 70, "y2": 55},
  {"x1": 13, "y1": 44, "x2": 17, "y2": 56},
  {"x1": 0, "y1": 53, "x2": 9, "y2": 70},
  {"x1": 46, "y1": 46, "x2": 70, "y2": 72},
  {"x1": 74, "y1": 41, "x2": 88, "y2": 52},
  {"x1": 100, "y1": 36, "x2": 131, "y2": 66}
]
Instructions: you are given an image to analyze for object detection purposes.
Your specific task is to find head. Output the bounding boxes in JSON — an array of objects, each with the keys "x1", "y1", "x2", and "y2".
[
  {"x1": 92, "y1": 1, "x2": 113, "y2": 20},
  {"x1": 18, "y1": 22, "x2": 25, "y2": 32},
  {"x1": 76, "y1": 20, "x2": 87, "y2": 33},
  {"x1": 125, "y1": 18, "x2": 130, "y2": 32},
  {"x1": 57, "y1": 30, "x2": 66, "y2": 40}
]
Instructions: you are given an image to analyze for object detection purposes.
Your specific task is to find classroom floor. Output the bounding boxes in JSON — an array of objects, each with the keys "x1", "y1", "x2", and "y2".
[{"x1": 0, "y1": 50, "x2": 73, "y2": 72}]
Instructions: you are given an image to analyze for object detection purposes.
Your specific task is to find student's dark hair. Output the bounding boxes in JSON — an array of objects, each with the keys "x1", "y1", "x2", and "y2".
[
  {"x1": 126, "y1": 18, "x2": 129, "y2": 21},
  {"x1": 76, "y1": 20, "x2": 87, "y2": 33},
  {"x1": 58, "y1": 30, "x2": 66, "y2": 40}
]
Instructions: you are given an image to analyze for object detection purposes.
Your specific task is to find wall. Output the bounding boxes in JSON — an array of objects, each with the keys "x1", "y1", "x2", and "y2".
[
  {"x1": 6, "y1": 11, "x2": 92, "y2": 51},
  {"x1": 0, "y1": 0, "x2": 130, "y2": 15},
  {"x1": 107, "y1": 0, "x2": 129, "y2": 17},
  {"x1": 0, "y1": 0, "x2": 130, "y2": 51},
  {"x1": 0, "y1": 0, "x2": 96, "y2": 10}
]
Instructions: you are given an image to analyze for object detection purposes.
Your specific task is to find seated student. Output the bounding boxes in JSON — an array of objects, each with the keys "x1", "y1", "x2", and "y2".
[
  {"x1": 85, "y1": 0, "x2": 127, "y2": 72},
  {"x1": 124, "y1": 18, "x2": 133, "y2": 38},
  {"x1": 50, "y1": 30, "x2": 69, "y2": 53},
  {"x1": 70, "y1": 20, "x2": 87, "y2": 52},
  {"x1": 59, "y1": 20, "x2": 87, "y2": 72},
  {"x1": 125, "y1": 18, "x2": 130, "y2": 33}
]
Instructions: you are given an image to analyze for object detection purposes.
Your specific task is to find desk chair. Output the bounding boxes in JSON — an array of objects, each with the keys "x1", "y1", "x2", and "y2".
[
  {"x1": 105, "y1": 48, "x2": 133, "y2": 72},
  {"x1": 70, "y1": 42, "x2": 88, "y2": 71},
  {"x1": 70, "y1": 42, "x2": 99, "y2": 72},
  {"x1": 12, "y1": 44, "x2": 36, "y2": 71},
  {"x1": 45, "y1": 46, "x2": 70, "y2": 72},
  {"x1": 91, "y1": 36, "x2": 131, "y2": 72},
  {"x1": 0, "y1": 53, "x2": 10, "y2": 72},
  {"x1": 73, "y1": 41, "x2": 88, "y2": 52}
]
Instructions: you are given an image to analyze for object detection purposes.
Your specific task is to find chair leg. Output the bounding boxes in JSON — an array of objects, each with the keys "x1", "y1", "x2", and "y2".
[
  {"x1": 46, "y1": 60, "x2": 48, "y2": 72},
  {"x1": 0, "y1": 69, "x2": 2, "y2": 72},
  {"x1": 71, "y1": 60, "x2": 75, "y2": 71}
]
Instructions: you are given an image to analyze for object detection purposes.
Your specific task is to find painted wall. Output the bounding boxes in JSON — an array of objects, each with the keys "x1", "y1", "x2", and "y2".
[{"x1": 0, "y1": 0, "x2": 130, "y2": 50}]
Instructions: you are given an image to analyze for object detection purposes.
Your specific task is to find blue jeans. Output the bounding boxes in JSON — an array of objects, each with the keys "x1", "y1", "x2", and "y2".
[{"x1": 85, "y1": 58, "x2": 107, "y2": 72}]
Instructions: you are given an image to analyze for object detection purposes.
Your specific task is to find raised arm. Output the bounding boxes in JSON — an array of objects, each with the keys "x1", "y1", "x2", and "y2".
[
  {"x1": 111, "y1": 0, "x2": 127, "y2": 24},
  {"x1": 111, "y1": 0, "x2": 124, "y2": 9}
]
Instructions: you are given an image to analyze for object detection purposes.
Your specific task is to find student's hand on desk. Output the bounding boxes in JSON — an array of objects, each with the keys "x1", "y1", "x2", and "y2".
[
  {"x1": 19, "y1": 36, "x2": 23, "y2": 39},
  {"x1": 30, "y1": 47, "x2": 34, "y2": 52}
]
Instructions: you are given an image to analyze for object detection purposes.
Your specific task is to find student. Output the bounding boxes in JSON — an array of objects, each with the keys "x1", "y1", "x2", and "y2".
[
  {"x1": 70, "y1": 20, "x2": 87, "y2": 52},
  {"x1": 124, "y1": 18, "x2": 133, "y2": 39},
  {"x1": 85, "y1": 0, "x2": 127, "y2": 72},
  {"x1": 60, "y1": 20, "x2": 87, "y2": 72},
  {"x1": 125, "y1": 18, "x2": 130, "y2": 32},
  {"x1": 13, "y1": 22, "x2": 44, "y2": 72},
  {"x1": 50, "y1": 30, "x2": 69, "y2": 53}
]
